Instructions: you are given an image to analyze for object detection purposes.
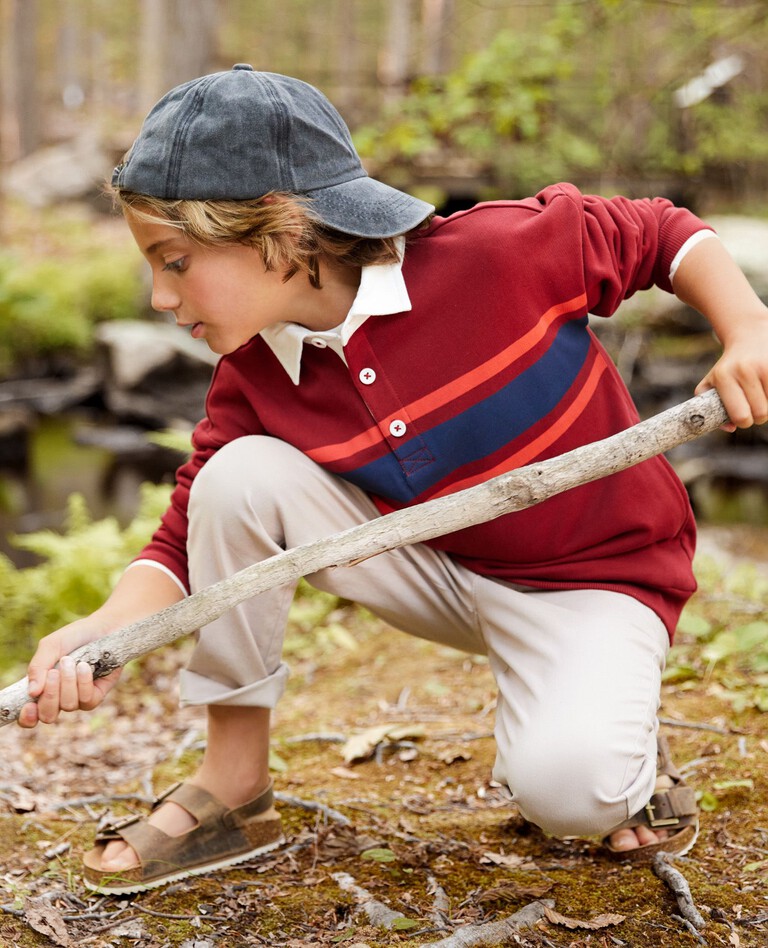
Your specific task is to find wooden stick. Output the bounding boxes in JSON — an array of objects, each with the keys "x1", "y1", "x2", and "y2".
[
  {"x1": 652, "y1": 852, "x2": 707, "y2": 931},
  {"x1": 0, "y1": 389, "x2": 728, "y2": 726}
]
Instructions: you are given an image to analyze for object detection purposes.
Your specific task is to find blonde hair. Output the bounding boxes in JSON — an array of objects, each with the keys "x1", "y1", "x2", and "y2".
[{"x1": 115, "y1": 190, "x2": 410, "y2": 288}]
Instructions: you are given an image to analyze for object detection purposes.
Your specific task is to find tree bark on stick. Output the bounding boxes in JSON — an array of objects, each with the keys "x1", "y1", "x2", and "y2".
[{"x1": 0, "y1": 389, "x2": 728, "y2": 726}]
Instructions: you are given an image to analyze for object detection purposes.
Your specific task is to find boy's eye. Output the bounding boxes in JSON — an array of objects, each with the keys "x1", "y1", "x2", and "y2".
[{"x1": 163, "y1": 257, "x2": 187, "y2": 273}]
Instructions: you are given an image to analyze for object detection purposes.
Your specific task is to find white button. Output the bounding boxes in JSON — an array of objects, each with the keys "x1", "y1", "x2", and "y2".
[
  {"x1": 389, "y1": 419, "x2": 407, "y2": 437},
  {"x1": 359, "y1": 367, "x2": 377, "y2": 385},
  {"x1": 310, "y1": 337, "x2": 327, "y2": 348}
]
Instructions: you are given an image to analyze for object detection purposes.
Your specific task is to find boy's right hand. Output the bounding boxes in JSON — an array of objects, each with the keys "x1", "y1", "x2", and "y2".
[{"x1": 19, "y1": 616, "x2": 123, "y2": 728}]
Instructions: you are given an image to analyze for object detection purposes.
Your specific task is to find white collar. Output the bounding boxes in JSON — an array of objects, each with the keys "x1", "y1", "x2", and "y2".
[{"x1": 260, "y1": 240, "x2": 410, "y2": 384}]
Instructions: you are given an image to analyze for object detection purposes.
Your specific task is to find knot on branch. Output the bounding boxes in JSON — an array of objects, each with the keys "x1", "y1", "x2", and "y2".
[{"x1": 90, "y1": 652, "x2": 118, "y2": 679}]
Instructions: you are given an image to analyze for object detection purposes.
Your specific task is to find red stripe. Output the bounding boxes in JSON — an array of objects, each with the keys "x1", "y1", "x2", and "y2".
[{"x1": 306, "y1": 292, "x2": 587, "y2": 465}]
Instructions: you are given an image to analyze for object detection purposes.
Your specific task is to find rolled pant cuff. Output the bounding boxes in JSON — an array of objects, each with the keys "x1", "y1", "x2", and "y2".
[{"x1": 179, "y1": 663, "x2": 289, "y2": 708}]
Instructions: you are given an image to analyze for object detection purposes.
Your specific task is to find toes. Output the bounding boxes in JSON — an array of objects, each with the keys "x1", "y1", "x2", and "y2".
[
  {"x1": 98, "y1": 841, "x2": 139, "y2": 872},
  {"x1": 608, "y1": 828, "x2": 640, "y2": 851},
  {"x1": 634, "y1": 825, "x2": 670, "y2": 846}
]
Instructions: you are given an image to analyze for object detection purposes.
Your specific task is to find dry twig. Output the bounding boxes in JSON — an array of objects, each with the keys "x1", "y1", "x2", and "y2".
[
  {"x1": 274, "y1": 791, "x2": 351, "y2": 826},
  {"x1": 332, "y1": 871, "x2": 406, "y2": 928},
  {"x1": 652, "y1": 852, "x2": 706, "y2": 931},
  {"x1": 423, "y1": 899, "x2": 555, "y2": 946}
]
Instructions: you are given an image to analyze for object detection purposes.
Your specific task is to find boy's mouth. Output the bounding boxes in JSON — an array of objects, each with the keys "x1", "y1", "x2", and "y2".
[{"x1": 178, "y1": 320, "x2": 205, "y2": 338}]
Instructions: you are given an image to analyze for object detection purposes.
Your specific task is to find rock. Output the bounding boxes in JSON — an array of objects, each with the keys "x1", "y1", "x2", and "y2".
[
  {"x1": 3, "y1": 132, "x2": 113, "y2": 208},
  {"x1": 0, "y1": 368, "x2": 101, "y2": 414},
  {"x1": 0, "y1": 407, "x2": 32, "y2": 465},
  {"x1": 96, "y1": 320, "x2": 216, "y2": 424},
  {"x1": 96, "y1": 320, "x2": 218, "y2": 388}
]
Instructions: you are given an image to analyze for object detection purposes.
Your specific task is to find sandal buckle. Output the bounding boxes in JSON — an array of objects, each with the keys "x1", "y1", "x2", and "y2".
[{"x1": 644, "y1": 801, "x2": 681, "y2": 828}]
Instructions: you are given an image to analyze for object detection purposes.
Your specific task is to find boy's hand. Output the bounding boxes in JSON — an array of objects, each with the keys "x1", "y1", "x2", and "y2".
[
  {"x1": 695, "y1": 317, "x2": 768, "y2": 432},
  {"x1": 19, "y1": 617, "x2": 123, "y2": 728},
  {"x1": 672, "y1": 234, "x2": 768, "y2": 432}
]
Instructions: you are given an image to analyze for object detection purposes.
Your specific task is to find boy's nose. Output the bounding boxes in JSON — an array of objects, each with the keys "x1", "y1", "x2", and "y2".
[{"x1": 151, "y1": 280, "x2": 180, "y2": 313}]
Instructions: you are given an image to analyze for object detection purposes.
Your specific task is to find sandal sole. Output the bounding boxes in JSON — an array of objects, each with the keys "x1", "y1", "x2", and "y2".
[{"x1": 83, "y1": 834, "x2": 285, "y2": 895}]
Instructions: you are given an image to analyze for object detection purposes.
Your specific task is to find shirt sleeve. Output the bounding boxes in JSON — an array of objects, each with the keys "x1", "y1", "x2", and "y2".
[
  {"x1": 541, "y1": 183, "x2": 716, "y2": 317},
  {"x1": 131, "y1": 352, "x2": 267, "y2": 592}
]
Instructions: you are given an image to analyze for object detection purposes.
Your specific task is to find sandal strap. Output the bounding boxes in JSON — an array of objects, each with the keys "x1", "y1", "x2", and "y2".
[
  {"x1": 609, "y1": 736, "x2": 698, "y2": 834},
  {"x1": 95, "y1": 779, "x2": 274, "y2": 843},
  {"x1": 160, "y1": 781, "x2": 275, "y2": 830},
  {"x1": 642, "y1": 784, "x2": 698, "y2": 827}
]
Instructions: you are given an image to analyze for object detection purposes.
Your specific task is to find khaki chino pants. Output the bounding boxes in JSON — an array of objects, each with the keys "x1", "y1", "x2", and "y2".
[{"x1": 183, "y1": 435, "x2": 669, "y2": 838}]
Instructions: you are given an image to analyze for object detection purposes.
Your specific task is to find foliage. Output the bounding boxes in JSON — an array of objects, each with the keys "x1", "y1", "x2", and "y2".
[
  {"x1": 0, "y1": 479, "x2": 346, "y2": 684},
  {"x1": 354, "y1": 0, "x2": 768, "y2": 204},
  {"x1": 354, "y1": 8, "x2": 601, "y2": 199},
  {"x1": 666, "y1": 556, "x2": 768, "y2": 712},
  {"x1": 0, "y1": 485, "x2": 172, "y2": 679},
  {"x1": 0, "y1": 205, "x2": 145, "y2": 377}
]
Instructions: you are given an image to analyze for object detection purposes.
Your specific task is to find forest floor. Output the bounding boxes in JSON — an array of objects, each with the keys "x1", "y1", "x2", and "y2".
[{"x1": 1, "y1": 525, "x2": 768, "y2": 947}]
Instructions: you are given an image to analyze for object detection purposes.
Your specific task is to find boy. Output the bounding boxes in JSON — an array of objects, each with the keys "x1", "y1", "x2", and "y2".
[{"x1": 18, "y1": 66, "x2": 768, "y2": 893}]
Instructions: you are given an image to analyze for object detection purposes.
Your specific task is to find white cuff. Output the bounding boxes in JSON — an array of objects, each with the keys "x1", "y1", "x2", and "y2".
[
  {"x1": 125, "y1": 559, "x2": 188, "y2": 596},
  {"x1": 669, "y1": 230, "x2": 718, "y2": 283}
]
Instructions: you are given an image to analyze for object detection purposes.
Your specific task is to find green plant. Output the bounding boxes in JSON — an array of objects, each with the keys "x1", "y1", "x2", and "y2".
[
  {"x1": 666, "y1": 556, "x2": 768, "y2": 712},
  {"x1": 0, "y1": 484, "x2": 171, "y2": 679},
  {"x1": 354, "y1": 10, "x2": 599, "y2": 199},
  {"x1": 0, "y1": 247, "x2": 144, "y2": 375}
]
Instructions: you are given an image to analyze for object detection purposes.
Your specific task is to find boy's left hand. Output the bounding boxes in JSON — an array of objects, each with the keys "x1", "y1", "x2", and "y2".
[{"x1": 695, "y1": 317, "x2": 768, "y2": 432}]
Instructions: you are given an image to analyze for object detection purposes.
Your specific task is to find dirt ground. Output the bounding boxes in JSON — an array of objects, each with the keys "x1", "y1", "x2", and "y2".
[{"x1": 0, "y1": 526, "x2": 767, "y2": 947}]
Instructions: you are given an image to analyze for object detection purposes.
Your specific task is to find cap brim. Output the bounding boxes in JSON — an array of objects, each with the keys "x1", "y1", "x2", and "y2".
[{"x1": 305, "y1": 175, "x2": 434, "y2": 238}]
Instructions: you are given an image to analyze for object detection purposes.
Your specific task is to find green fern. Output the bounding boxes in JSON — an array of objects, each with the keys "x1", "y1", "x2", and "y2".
[{"x1": 0, "y1": 485, "x2": 171, "y2": 678}]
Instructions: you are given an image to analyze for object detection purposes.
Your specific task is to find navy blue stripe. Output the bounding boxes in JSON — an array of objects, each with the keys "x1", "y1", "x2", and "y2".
[{"x1": 340, "y1": 318, "x2": 592, "y2": 502}]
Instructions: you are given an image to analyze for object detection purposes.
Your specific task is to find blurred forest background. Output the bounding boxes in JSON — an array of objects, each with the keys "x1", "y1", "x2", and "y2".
[
  {"x1": 3, "y1": 0, "x2": 768, "y2": 208},
  {"x1": 2, "y1": 0, "x2": 768, "y2": 671}
]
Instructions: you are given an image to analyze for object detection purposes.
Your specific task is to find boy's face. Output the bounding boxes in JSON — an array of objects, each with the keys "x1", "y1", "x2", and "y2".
[{"x1": 126, "y1": 211, "x2": 321, "y2": 355}]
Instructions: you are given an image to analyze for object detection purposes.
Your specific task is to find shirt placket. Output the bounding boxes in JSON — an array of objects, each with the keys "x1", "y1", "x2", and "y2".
[{"x1": 345, "y1": 338, "x2": 436, "y2": 493}]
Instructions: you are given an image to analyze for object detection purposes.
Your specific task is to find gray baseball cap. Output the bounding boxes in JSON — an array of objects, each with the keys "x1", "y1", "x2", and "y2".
[{"x1": 112, "y1": 64, "x2": 434, "y2": 238}]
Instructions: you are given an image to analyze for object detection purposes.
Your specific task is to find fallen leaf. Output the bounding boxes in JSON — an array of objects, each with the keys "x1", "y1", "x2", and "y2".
[
  {"x1": 24, "y1": 901, "x2": 72, "y2": 947},
  {"x1": 361, "y1": 847, "x2": 397, "y2": 863},
  {"x1": 436, "y1": 745, "x2": 472, "y2": 764},
  {"x1": 2, "y1": 785, "x2": 37, "y2": 812},
  {"x1": 543, "y1": 905, "x2": 625, "y2": 930},
  {"x1": 477, "y1": 880, "x2": 554, "y2": 901},
  {"x1": 109, "y1": 919, "x2": 147, "y2": 939},
  {"x1": 329, "y1": 765, "x2": 361, "y2": 779},
  {"x1": 341, "y1": 724, "x2": 425, "y2": 763},
  {"x1": 481, "y1": 850, "x2": 528, "y2": 868},
  {"x1": 316, "y1": 824, "x2": 381, "y2": 859}
]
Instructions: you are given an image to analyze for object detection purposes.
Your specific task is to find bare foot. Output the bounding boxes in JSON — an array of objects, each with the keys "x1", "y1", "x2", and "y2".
[{"x1": 607, "y1": 824, "x2": 670, "y2": 851}]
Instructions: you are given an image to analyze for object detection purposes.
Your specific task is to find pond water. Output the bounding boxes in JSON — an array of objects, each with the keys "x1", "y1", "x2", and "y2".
[{"x1": 0, "y1": 412, "x2": 175, "y2": 568}]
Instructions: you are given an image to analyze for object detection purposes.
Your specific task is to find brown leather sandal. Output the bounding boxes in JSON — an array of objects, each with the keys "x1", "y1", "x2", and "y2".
[
  {"x1": 603, "y1": 734, "x2": 699, "y2": 860},
  {"x1": 83, "y1": 780, "x2": 284, "y2": 894}
]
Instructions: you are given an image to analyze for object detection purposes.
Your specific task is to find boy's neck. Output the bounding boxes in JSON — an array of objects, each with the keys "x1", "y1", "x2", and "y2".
[{"x1": 298, "y1": 261, "x2": 362, "y2": 332}]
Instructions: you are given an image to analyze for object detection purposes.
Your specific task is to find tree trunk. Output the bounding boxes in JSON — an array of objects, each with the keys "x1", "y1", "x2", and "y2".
[
  {"x1": 420, "y1": 0, "x2": 454, "y2": 76},
  {"x1": 1, "y1": 0, "x2": 41, "y2": 160},
  {"x1": 139, "y1": 0, "x2": 220, "y2": 114},
  {"x1": 380, "y1": 0, "x2": 413, "y2": 95}
]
